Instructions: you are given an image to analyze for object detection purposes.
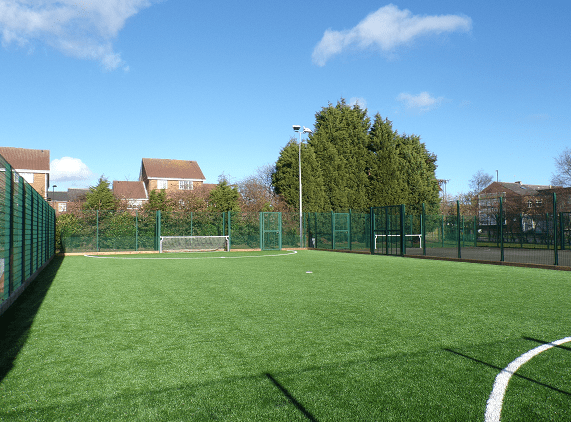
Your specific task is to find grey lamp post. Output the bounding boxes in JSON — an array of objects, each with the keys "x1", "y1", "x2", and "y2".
[
  {"x1": 52, "y1": 185, "x2": 57, "y2": 201},
  {"x1": 292, "y1": 125, "x2": 313, "y2": 248}
]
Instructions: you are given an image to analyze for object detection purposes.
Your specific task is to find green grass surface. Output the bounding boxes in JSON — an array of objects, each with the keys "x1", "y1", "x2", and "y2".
[{"x1": 1, "y1": 250, "x2": 570, "y2": 421}]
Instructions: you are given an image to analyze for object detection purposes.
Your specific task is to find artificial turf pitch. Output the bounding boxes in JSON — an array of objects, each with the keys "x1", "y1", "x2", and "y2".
[{"x1": 0, "y1": 250, "x2": 570, "y2": 421}]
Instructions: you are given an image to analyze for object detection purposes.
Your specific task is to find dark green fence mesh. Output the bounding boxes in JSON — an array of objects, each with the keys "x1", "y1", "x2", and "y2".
[
  {"x1": 306, "y1": 211, "x2": 371, "y2": 253},
  {"x1": 55, "y1": 195, "x2": 571, "y2": 268},
  {"x1": 58, "y1": 211, "x2": 305, "y2": 253},
  {"x1": 1, "y1": 154, "x2": 56, "y2": 314}
]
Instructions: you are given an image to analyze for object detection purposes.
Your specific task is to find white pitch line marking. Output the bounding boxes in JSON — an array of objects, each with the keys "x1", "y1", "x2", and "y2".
[
  {"x1": 84, "y1": 250, "x2": 297, "y2": 260},
  {"x1": 485, "y1": 336, "x2": 571, "y2": 422}
]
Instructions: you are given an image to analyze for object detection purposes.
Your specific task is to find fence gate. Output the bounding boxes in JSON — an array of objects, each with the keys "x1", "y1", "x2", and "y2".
[
  {"x1": 372, "y1": 205, "x2": 405, "y2": 256},
  {"x1": 260, "y1": 212, "x2": 282, "y2": 251},
  {"x1": 332, "y1": 212, "x2": 350, "y2": 250}
]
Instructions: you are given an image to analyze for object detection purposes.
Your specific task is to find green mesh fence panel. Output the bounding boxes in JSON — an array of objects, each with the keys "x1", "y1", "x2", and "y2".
[
  {"x1": 307, "y1": 212, "x2": 333, "y2": 249},
  {"x1": 280, "y1": 212, "x2": 300, "y2": 249},
  {"x1": 260, "y1": 212, "x2": 282, "y2": 250},
  {"x1": 0, "y1": 153, "x2": 55, "y2": 314},
  {"x1": 52, "y1": 198, "x2": 571, "y2": 269},
  {"x1": 372, "y1": 205, "x2": 404, "y2": 256},
  {"x1": 229, "y1": 212, "x2": 260, "y2": 249}
]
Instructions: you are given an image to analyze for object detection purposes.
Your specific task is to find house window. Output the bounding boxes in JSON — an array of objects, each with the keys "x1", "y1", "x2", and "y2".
[
  {"x1": 157, "y1": 179, "x2": 167, "y2": 190},
  {"x1": 20, "y1": 172, "x2": 34, "y2": 184},
  {"x1": 179, "y1": 180, "x2": 193, "y2": 190},
  {"x1": 127, "y1": 199, "x2": 143, "y2": 209}
]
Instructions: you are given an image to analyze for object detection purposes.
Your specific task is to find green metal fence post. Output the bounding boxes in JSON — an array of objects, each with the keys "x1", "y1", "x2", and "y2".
[
  {"x1": 400, "y1": 204, "x2": 405, "y2": 256},
  {"x1": 96, "y1": 210, "x2": 100, "y2": 252},
  {"x1": 331, "y1": 211, "x2": 335, "y2": 250},
  {"x1": 8, "y1": 165, "x2": 14, "y2": 297},
  {"x1": 370, "y1": 207, "x2": 374, "y2": 255},
  {"x1": 441, "y1": 215, "x2": 445, "y2": 248},
  {"x1": 386, "y1": 208, "x2": 390, "y2": 256},
  {"x1": 259, "y1": 212, "x2": 263, "y2": 250},
  {"x1": 457, "y1": 201, "x2": 461, "y2": 259},
  {"x1": 560, "y1": 212, "x2": 565, "y2": 251},
  {"x1": 499, "y1": 197, "x2": 504, "y2": 262},
  {"x1": 554, "y1": 193, "x2": 558, "y2": 266},
  {"x1": 156, "y1": 210, "x2": 161, "y2": 251},
  {"x1": 474, "y1": 216, "x2": 478, "y2": 247},
  {"x1": 135, "y1": 211, "x2": 139, "y2": 252},
  {"x1": 349, "y1": 209, "x2": 352, "y2": 251},
  {"x1": 227, "y1": 211, "x2": 232, "y2": 251},
  {"x1": 21, "y1": 181, "x2": 26, "y2": 284},
  {"x1": 422, "y1": 203, "x2": 426, "y2": 256}
]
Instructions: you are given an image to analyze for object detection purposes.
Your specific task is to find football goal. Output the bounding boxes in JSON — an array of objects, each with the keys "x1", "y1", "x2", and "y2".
[{"x1": 159, "y1": 236, "x2": 230, "y2": 252}]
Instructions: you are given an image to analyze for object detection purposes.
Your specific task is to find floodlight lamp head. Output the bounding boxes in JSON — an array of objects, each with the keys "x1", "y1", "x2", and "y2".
[
  {"x1": 292, "y1": 125, "x2": 301, "y2": 132},
  {"x1": 302, "y1": 126, "x2": 313, "y2": 134}
]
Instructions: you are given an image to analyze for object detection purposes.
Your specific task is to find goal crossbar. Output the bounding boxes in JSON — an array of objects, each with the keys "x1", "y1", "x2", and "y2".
[
  {"x1": 374, "y1": 234, "x2": 422, "y2": 249},
  {"x1": 160, "y1": 236, "x2": 230, "y2": 253}
]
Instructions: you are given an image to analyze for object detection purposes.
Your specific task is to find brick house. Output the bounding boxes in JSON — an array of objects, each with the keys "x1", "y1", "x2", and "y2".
[
  {"x1": 0, "y1": 147, "x2": 50, "y2": 199},
  {"x1": 113, "y1": 181, "x2": 148, "y2": 209},
  {"x1": 51, "y1": 188, "x2": 89, "y2": 215},
  {"x1": 139, "y1": 158, "x2": 206, "y2": 194},
  {"x1": 478, "y1": 181, "x2": 557, "y2": 226}
]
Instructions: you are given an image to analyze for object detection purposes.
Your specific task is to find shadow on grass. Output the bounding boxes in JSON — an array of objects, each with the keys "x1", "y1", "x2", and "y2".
[
  {"x1": 444, "y1": 346, "x2": 571, "y2": 396},
  {"x1": 0, "y1": 256, "x2": 63, "y2": 382},
  {"x1": 265, "y1": 372, "x2": 319, "y2": 421},
  {"x1": 523, "y1": 336, "x2": 571, "y2": 352}
]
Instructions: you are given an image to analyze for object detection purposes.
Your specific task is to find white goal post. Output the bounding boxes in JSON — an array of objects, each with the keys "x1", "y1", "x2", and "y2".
[
  {"x1": 159, "y1": 236, "x2": 230, "y2": 253},
  {"x1": 374, "y1": 234, "x2": 422, "y2": 249}
]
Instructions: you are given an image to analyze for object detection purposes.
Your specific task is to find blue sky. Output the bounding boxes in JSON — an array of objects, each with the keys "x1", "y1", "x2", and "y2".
[{"x1": 1, "y1": 1, "x2": 569, "y2": 198}]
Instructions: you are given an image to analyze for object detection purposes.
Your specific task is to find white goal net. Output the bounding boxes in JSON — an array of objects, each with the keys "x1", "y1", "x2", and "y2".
[{"x1": 159, "y1": 236, "x2": 230, "y2": 252}]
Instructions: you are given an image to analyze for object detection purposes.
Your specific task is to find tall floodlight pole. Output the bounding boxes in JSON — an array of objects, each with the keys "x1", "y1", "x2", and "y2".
[{"x1": 293, "y1": 125, "x2": 313, "y2": 248}]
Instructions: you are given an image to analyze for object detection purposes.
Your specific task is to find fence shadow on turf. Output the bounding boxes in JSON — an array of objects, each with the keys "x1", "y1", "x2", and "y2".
[
  {"x1": 0, "y1": 256, "x2": 63, "y2": 382},
  {"x1": 444, "y1": 347, "x2": 571, "y2": 396},
  {"x1": 523, "y1": 336, "x2": 571, "y2": 352},
  {"x1": 265, "y1": 372, "x2": 319, "y2": 421}
]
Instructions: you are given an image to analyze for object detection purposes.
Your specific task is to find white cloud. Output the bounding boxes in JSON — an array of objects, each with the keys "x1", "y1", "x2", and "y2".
[
  {"x1": 349, "y1": 97, "x2": 367, "y2": 109},
  {"x1": 0, "y1": 0, "x2": 154, "y2": 70},
  {"x1": 51, "y1": 157, "x2": 93, "y2": 182},
  {"x1": 397, "y1": 91, "x2": 444, "y2": 112},
  {"x1": 312, "y1": 4, "x2": 472, "y2": 66}
]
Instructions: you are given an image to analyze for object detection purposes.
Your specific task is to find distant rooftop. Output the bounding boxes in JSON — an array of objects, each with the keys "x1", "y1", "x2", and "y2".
[{"x1": 0, "y1": 147, "x2": 50, "y2": 171}]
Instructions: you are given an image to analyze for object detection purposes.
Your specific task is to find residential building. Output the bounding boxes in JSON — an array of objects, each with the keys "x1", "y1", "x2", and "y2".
[
  {"x1": 50, "y1": 188, "x2": 89, "y2": 215},
  {"x1": 0, "y1": 147, "x2": 50, "y2": 199},
  {"x1": 113, "y1": 181, "x2": 148, "y2": 209},
  {"x1": 139, "y1": 158, "x2": 206, "y2": 194},
  {"x1": 478, "y1": 181, "x2": 558, "y2": 226}
]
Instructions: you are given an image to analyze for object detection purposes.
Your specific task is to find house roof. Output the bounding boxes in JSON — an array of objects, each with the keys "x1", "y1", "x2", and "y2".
[
  {"x1": 480, "y1": 181, "x2": 554, "y2": 197},
  {"x1": 113, "y1": 181, "x2": 148, "y2": 200},
  {"x1": 67, "y1": 188, "x2": 89, "y2": 201},
  {"x1": 0, "y1": 147, "x2": 50, "y2": 171},
  {"x1": 50, "y1": 189, "x2": 89, "y2": 202},
  {"x1": 50, "y1": 191, "x2": 69, "y2": 202},
  {"x1": 141, "y1": 158, "x2": 205, "y2": 181}
]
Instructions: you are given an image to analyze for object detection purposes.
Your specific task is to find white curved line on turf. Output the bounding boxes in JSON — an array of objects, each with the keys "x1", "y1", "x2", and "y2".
[
  {"x1": 485, "y1": 336, "x2": 571, "y2": 422},
  {"x1": 83, "y1": 250, "x2": 298, "y2": 259}
]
